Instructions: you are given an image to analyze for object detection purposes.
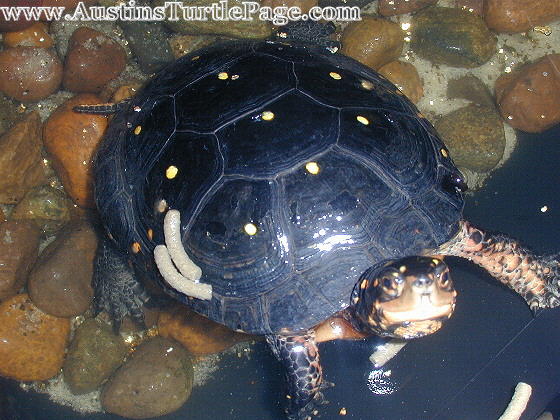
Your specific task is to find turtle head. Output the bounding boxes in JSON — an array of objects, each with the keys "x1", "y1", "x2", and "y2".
[{"x1": 354, "y1": 256, "x2": 456, "y2": 339}]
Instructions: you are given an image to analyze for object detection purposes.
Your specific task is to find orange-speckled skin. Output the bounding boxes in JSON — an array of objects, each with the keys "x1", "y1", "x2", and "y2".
[{"x1": 437, "y1": 220, "x2": 560, "y2": 311}]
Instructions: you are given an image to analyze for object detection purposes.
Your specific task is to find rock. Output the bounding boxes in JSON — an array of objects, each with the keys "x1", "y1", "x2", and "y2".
[
  {"x1": 447, "y1": 74, "x2": 495, "y2": 108},
  {"x1": 0, "y1": 47, "x2": 62, "y2": 102},
  {"x1": 411, "y1": 7, "x2": 497, "y2": 68},
  {"x1": 27, "y1": 221, "x2": 95, "y2": 317},
  {"x1": 378, "y1": 60, "x2": 423, "y2": 103},
  {"x1": 435, "y1": 104, "x2": 505, "y2": 172},
  {"x1": 0, "y1": 294, "x2": 70, "y2": 381},
  {"x1": 455, "y1": 0, "x2": 483, "y2": 15},
  {"x1": 0, "y1": 0, "x2": 41, "y2": 32},
  {"x1": 158, "y1": 305, "x2": 253, "y2": 356},
  {"x1": 168, "y1": 34, "x2": 219, "y2": 59},
  {"x1": 10, "y1": 185, "x2": 72, "y2": 235},
  {"x1": 101, "y1": 337, "x2": 193, "y2": 419},
  {"x1": 63, "y1": 27, "x2": 127, "y2": 93},
  {"x1": 484, "y1": 0, "x2": 560, "y2": 33},
  {"x1": 318, "y1": 0, "x2": 373, "y2": 7},
  {"x1": 0, "y1": 94, "x2": 21, "y2": 137},
  {"x1": 0, "y1": 112, "x2": 46, "y2": 204},
  {"x1": 0, "y1": 208, "x2": 5, "y2": 222},
  {"x1": 3, "y1": 22, "x2": 54, "y2": 48},
  {"x1": 0, "y1": 221, "x2": 41, "y2": 300},
  {"x1": 261, "y1": 0, "x2": 317, "y2": 14},
  {"x1": 495, "y1": 54, "x2": 560, "y2": 133},
  {"x1": 63, "y1": 318, "x2": 128, "y2": 394},
  {"x1": 378, "y1": 0, "x2": 437, "y2": 16},
  {"x1": 341, "y1": 17, "x2": 404, "y2": 70},
  {"x1": 157, "y1": 0, "x2": 273, "y2": 39},
  {"x1": 43, "y1": 94, "x2": 108, "y2": 208},
  {"x1": 119, "y1": 20, "x2": 175, "y2": 74}
]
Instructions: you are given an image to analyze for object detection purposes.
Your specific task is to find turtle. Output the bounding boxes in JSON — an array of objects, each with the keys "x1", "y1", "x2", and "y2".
[{"x1": 83, "y1": 23, "x2": 560, "y2": 419}]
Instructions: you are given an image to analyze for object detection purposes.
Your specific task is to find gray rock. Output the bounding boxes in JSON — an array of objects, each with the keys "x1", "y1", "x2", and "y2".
[
  {"x1": 447, "y1": 74, "x2": 495, "y2": 108},
  {"x1": 101, "y1": 337, "x2": 194, "y2": 419},
  {"x1": 435, "y1": 104, "x2": 505, "y2": 173},
  {"x1": 411, "y1": 6, "x2": 497, "y2": 68},
  {"x1": 63, "y1": 318, "x2": 128, "y2": 395},
  {"x1": 0, "y1": 94, "x2": 21, "y2": 137}
]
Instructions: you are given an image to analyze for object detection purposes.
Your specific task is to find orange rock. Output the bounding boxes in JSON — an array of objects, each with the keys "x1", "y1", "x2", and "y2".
[
  {"x1": 484, "y1": 0, "x2": 560, "y2": 33},
  {"x1": 63, "y1": 27, "x2": 127, "y2": 93},
  {"x1": 378, "y1": 60, "x2": 423, "y2": 103},
  {"x1": 341, "y1": 17, "x2": 404, "y2": 70},
  {"x1": 0, "y1": 294, "x2": 70, "y2": 381},
  {"x1": 495, "y1": 54, "x2": 560, "y2": 133},
  {"x1": 0, "y1": 112, "x2": 46, "y2": 204},
  {"x1": 158, "y1": 305, "x2": 254, "y2": 356},
  {"x1": 0, "y1": 47, "x2": 62, "y2": 102},
  {"x1": 3, "y1": 22, "x2": 54, "y2": 48},
  {"x1": 0, "y1": 221, "x2": 41, "y2": 300},
  {"x1": 378, "y1": 0, "x2": 437, "y2": 16},
  {"x1": 43, "y1": 94, "x2": 108, "y2": 208}
]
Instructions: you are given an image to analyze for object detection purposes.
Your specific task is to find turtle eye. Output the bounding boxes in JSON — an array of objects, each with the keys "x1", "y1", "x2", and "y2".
[
  {"x1": 443, "y1": 171, "x2": 468, "y2": 193},
  {"x1": 439, "y1": 271, "x2": 450, "y2": 287},
  {"x1": 381, "y1": 274, "x2": 400, "y2": 296}
]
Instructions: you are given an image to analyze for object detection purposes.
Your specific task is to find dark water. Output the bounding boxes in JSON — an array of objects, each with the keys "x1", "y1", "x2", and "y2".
[{"x1": 2, "y1": 124, "x2": 560, "y2": 420}]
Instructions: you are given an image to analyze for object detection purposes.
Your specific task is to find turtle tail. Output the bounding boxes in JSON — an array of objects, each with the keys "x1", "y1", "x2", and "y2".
[{"x1": 437, "y1": 220, "x2": 560, "y2": 312}]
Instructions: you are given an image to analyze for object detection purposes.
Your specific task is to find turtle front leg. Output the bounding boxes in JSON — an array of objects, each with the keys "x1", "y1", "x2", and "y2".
[
  {"x1": 93, "y1": 235, "x2": 150, "y2": 331},
  {"x1": 266, "y1": 331, "x2": 325, "y2": 419},
  {"x1": 438, "y1": 220, "x2": 560, "y2": 311}
]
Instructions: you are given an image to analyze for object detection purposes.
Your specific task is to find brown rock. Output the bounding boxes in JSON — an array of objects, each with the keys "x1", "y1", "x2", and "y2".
[
  {"x1": 495, "y1": 54, "x2": 560, "y2": 133},
  {"x1": 0, "y1": 208, "x2": 5, "y2": 222},
  {"x1": 484, "y1": 0, "x2": 560, "y2": 33},
  {"x1": 0, "y1": 221, "x2": 41, "y2": 300},
  {"x1": 378, "y1": 0, "x2": 437, "y2": 16},
  {"x1": 101, "y1": 337, "x2": 193, "y2": 419},
  {"x1": 341, "y1": 17, "x2": 404, "y2": 70},
  {"x1": 3, "y1": 22, "x2": 54, "y2": 48},
  {"x1": 0, "y1": 0, "x2": 41, "y2": 32},
  {"x1": 447, "y1": 74, "x2": 495, "y2": 108},
  {"x1": 43, "y1": 94, "x2": 108, "y2": 208},
  {"x1": 455, "y1": 0, "x2": 484, "y2": 15},
  {"x1": 63, "y1": 27, "x2": 127, "y2": 93},
  {"x1": 0, "y1": 294, "x2": 70, "y2": 381},
  {"x1": 378, "y1": 60, "x2": 423, "y2": 103},
  {"x1": 0, "y1": 112, "x2": 46, "y2": 204},
  {"x1": 0, "y1": 47, "x2": 62, "y2": 102},
  {"x1": 158, "y1": 305, "x2": 254, "y2": 356},
  {"x1": 28, "y1": 221, "x2": 96, "y2": 317}
]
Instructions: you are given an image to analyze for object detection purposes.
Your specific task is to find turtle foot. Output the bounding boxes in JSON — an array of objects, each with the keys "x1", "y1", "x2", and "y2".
[
  {"x1": 93, "y1": 235, "x2": 150, "y2": 332},
  {"x1": 529, "y1": 253, "x2": 560, "y2": 311}
]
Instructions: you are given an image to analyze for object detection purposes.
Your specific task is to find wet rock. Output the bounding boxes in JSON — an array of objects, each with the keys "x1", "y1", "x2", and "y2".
[
  {"x1": 0, "y1": 294, "x2": 70, "y2": 381},
  {"x1": 447, "y1": 74, "x2": 495, "y2": 108},
  {"x1": 261, "y1": 0, "x2": 317, "y2": 14},
  {"x1": 157, "y1": 0, "x2": 273, "y2": 39},
  {"x1": 0, "y1": 208, "x2": 5, "y2": 222},
  {"x1": 169, "y1": 34, "x2": 219, "y2": 59},
  {"x1": 341, "y1": 17, "x2": 404, "y2": 70},
  {"x1": 411, "y1": 7, "x2": 497, "y2": 68},
  {"x1": 484, "y1": 0, "x2": 560, "y2": 33},
  {"x1": 11, "y1": 185, "x2": 72, "y2": 235},
  {"x1": 378, "y1": 0, "x2": 437, "y2": 16},
  {"x1": 0, "y1": 0, "x2": 40, "y2": 32},
  {"x1": 0, "y1": 221, "x2": 41, "y2": 300},
  {"x1": 495, "y1": 54, "x2": 560, "y2": 133},
  {"x1": 455, "y1": 0, "x2": 483, "y2": 15},
  {"x1": 0, "y1": 47, "x2": 62, "y2": 102},
  {"x1": 63, "y1": 318, "x2": 128, "y2": 394},
  {"x1": 318, "y1": 0, "x2": 373, "y2": 7},
  {"x1": 119, "y1": 20, "x2": 175, "y2": 74},
  {"x1": 101, "y1": 337, "x2": 194, "y2": 419},
  {"x1": 158, "y1": 305, "x2": 253, "y2": 356},
  {"x1": 0, "y1": 94, "x2": 21, "y2": 137},
  {"x1": 0, "y1": 112, "x2": 46, "y2": 204},
  {"x1": 43, "y1": 94, "x2": 109, "y2": 208},
  {"x1": 378, "y1": 60, "x2": 423, "y2": 103},
  {"x1": 435, "y1": 104, "x2": 505, "y2": 172},
  {"x1": 3, "y1": 22, "x2": 54, "y2": 48},
  {"x1": 63, "y1": 27, "x2": 127, "y2": 93},
  {"x1": 27, "y1": 221, "x2": 95, "y2": 317}
]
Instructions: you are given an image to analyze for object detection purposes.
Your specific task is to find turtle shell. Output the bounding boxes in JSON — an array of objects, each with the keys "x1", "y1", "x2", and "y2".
[{"x1": 95, "y1": 40, "x2": 464, "y2": 335}]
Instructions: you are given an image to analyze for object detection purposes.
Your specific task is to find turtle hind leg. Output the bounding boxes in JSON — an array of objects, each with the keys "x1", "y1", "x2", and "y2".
[
  {"x1": 93, "y1": 235, "x2": 150, "y2": 332},
  {"x1": 438, "y1": 220, "x2": 560, "y2": 311},
  {"x1": 266, "y1": 332, "x2": 327, "y2": 419}
]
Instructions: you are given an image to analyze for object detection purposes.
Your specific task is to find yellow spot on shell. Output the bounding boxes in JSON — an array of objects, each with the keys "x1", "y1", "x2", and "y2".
[
  {"x1": 134, "y1": 125, "x2": 142, "y2": 135},
  {"x1": 218, "y1": 72, "x2": 228, "y2": 80},
  {"x1": 166, "y1": 165, "x2": 178, "y2": 179},
  {"x1": 244, "y1": 223, "x2": 258, "y2": 236},
  {"x1": 192, "y1": 55, "x2": 200, "y2": 61},
  {"x1": 147, "y1": 228, "x2": 153, "y2": 240},
  {"x1": 305, "y1": 161, "x2": 320, "y2": 175},
  {"x1": 361, "y1": 80, "x2": 374, "y2": 90},
  {"x1": 357, "y1": 115, "x2": 369, "y2": 125},
  {"x1": 261, "y1": 111, "x2": 274, "y2": 121},
  {"x1": 399, "y1": 265, "x2": 407, "y2": 273},
  {"x1": 440, "y1": 148, "x2": 448, "y2": 158},
  {"x1": 360, "y1": 279, "x2": 368, "y2": 289},
  {"x1": 131, "y1": 242, "x2": 141, "y2": 253},
  {"x1": 339, "y1": 407, "x2": 347, "y2": 415},
  {"x1": 432, "y1": 258, "x2": 440, "y2": 265},
  {"x1": 329, "y1": 71, "x2": 342, "y2": 80}
]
